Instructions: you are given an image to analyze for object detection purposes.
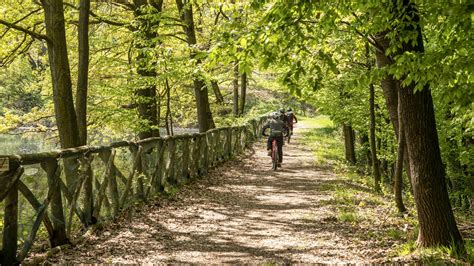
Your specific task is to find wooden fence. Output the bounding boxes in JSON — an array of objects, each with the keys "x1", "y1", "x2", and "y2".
[{"x1": 0, "y1": 116, "x2": 268, "y2": 265}]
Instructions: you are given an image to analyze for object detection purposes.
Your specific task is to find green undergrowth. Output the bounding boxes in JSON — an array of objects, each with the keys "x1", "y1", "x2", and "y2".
[
  {"x1": 298, "y1": 115, "x2": 342, "y2": 166},
  {"x1": 302, "y1": 115, "x2": 474, "y2": 264}
]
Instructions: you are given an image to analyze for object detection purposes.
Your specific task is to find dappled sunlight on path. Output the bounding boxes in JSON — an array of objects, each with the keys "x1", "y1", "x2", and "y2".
[{"x1": 44, "y1": 121, "x2": 398, "y2": 264}]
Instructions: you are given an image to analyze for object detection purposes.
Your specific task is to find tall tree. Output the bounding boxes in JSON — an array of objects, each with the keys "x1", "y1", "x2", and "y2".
[
  {"x1": 133, "y1": 0, "x2": 163, "y2": 139},
  {"x1": 176, "y1": 0, "x2": 215, "y2": 132},
  {"x1": 76, "y1": 0, "x2": 90, "y2": 146},
  {"x1": 76, "y1": 0, "x2": 94, "y2": 226},
  {"x1": 42, "y1": 0, "x2": 80, "y2": 149},
  {"x1": 391, "y1": 0, "x2": 464, "y2": 250}
]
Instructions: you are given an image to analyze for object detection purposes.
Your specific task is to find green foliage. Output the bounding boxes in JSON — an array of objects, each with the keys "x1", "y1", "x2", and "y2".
[{"x1": 337, "y1": 209, "x2": 358, "y2": 223}]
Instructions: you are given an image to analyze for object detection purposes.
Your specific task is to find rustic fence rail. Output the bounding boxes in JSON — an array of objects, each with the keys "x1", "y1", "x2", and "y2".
[{"x1": 0, "y1": 116, "x2": 268, "y2": 265}]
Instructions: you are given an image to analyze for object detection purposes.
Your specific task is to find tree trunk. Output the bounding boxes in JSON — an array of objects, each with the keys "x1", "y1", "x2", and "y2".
[
  {"x1": 240, "y1": 72, "x2": 247, "y2": 116},
  {"x1": 176, "y1": 0, "x2": 215, "y2": 132},
  {"x1": 367, "y1": 43, "x2": 381, "y2": 190},
  {"x1": 42, "y1": 0, "x2": 81, "y2": 192},
  {"x1": 211, "y1": 80, "x2": 224, "y2": 104},
  {"x1": 393, "y1": 0, "x2": 464, "y2": 250},
  {"x1": 394, "y1": 94, "x2": 407, "y2": 213},
  {"x1": 233, "y1": 61, "x2": 239, "y2": 116},
  {"x1": 165, "y1": 78, "x2": 173, "y2": 136},
  {"x1": 76, "y1": 0, "x2": 90, "y2": 146},
  {"x1": 369, "y1": 82, "x2": 381, "y2": 191},
  {"x1": 42, "y1": 0, "x2": 80, "y2": 149},
  {"x1": 133, "y1": 0, "x2": 163, "y2": 140},
  {"x1": 343, "y1": 124, "x2": 356, "y2": 164},
  {"x1": 374, "y1": 32, "x2": 413, "y2": 189},
  {"x1": 76, "y1": 0, "x2": 93, "y2": 226}
]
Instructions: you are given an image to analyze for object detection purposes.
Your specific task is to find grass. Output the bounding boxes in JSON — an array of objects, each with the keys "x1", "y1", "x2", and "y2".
[
  {"x1": 337, "y1": 209, "x2": 359, "y2": 223},
  {"x1": 302, "y1": 115, "x2": 474, "y2": 264},
  {"x1": 298, "y1": 116, "x2": 343, "y2": 165},
  {"x1": 392, "y1": 239, "x2": 474, "y2": 263}
]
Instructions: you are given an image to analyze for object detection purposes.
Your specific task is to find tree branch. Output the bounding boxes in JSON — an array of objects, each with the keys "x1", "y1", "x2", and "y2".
[
  {"x1": 340, "y1": 20, "x2": 384, "y2": 54},
  {"x1": 159, "y1": 33, "x2": 187, "y2": 43},
  {"x1": 63, "y1": 2, "x2": 131, "y2": 28},
  {"x1": 0, "y1": 19, "x2": 49, "y2": 41},
  {"x1": 13, "y1": 8, "x2": 42, "y2": 25}
]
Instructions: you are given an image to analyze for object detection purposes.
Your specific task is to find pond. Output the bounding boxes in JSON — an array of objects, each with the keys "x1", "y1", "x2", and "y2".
[
  {"x1": 0, "y1": 127, "x2": 199, "y2": 155},
  {"x1": 0, "y1": 133, "x2": 57, "y2": 155}
]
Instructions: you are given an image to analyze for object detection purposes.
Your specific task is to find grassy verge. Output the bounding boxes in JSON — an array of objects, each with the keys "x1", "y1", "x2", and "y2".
[{"x1": 299, "y1": 115, "x2": 474, "y2": 264}]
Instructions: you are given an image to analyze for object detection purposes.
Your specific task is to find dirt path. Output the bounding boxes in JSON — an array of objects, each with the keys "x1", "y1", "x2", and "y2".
[{"x1": 44, "y1": 121, "x2": 401, "y2": 264}]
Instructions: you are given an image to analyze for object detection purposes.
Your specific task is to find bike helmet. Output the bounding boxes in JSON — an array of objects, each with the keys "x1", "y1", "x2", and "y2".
[{"x1": 287, "y1": 108, "x2": 292, "y2": 112}]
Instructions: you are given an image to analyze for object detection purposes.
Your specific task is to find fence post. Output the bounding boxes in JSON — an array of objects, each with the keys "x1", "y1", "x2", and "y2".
[
  {"x1": 82, "y1": 154, "x2": 94, "y2": 225},
  {"x1": 1, "y1": 168, "x2": 21, "y2": 265},
  {"x1": 41, "y1": 159, "x2": 69, "y2": 247}
]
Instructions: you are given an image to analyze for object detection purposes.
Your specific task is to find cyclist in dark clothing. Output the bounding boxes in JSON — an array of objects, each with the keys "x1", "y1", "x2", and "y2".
[
  {"x1": 262, "y1": 112, "x2": 289, "y2": 166},
  {"x1": 286, "y1": 108, "x2": 298, "y2": 135},
  {"x1": 279, "y1": 109, "x2": 289, "y2": 125}
]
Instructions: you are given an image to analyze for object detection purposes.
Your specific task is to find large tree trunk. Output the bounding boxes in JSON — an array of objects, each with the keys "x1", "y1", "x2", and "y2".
[
  {"x1": 233, "y1": 62, "x2": 239, "y2": 116},
  {"x1": 343, "y1": 124, "x2": 356, "y2": 164},
  {"x1": 393, "y1": 0, "x2": 464, "y2": 250},
  {"x1": 42, "y1": 0, "x2": 80, "y2": 149},
  {"x1": 133, "y1": 0, "x2": 163, "y2": 140},
  {"x1": 176, "y1": 0, "x2": 215, "y2": 132},
  {"x1": 42, "y1": 0, "x2": 81, "y2": 196},
  {"x1": 76, "y1": 0, "x2": 90, "y2": 146},
  {"x1": 240, "y1": 72, "x2": 247, "y2": 116}
]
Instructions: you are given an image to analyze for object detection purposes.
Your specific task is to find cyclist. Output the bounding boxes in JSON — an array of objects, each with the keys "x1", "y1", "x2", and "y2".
[
  {"x1": 262, "y1": 112, "x2": 289, "y2": 166},
  {"x1": 279, "y1": 108, "x2": 289, "y2": 125},
  {"x1": 286, "y1": 108, "x2": 298, "y2": 135}
]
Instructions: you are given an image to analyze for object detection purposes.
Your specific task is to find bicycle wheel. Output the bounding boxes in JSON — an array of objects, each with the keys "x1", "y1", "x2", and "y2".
[{"x1": 272, "y1": 141, "x2": 278, "y2": 170}]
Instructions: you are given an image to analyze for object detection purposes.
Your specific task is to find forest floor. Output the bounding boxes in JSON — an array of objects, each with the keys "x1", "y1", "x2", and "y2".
[{"x1": 42, "y1": 117, "x2": 473, "y2": 264}]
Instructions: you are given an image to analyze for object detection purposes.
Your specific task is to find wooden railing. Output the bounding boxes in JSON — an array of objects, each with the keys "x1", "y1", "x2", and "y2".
[{"x1": 0, "y1": 116, "x2": 268, "y2": 264}]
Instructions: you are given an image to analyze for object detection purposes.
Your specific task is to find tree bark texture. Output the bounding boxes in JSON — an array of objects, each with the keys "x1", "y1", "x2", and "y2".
[
  {"x1": 393, "y1": 0, "x2": 463, "y2": 250},
  {"x1": 176, "y1": 0, "x2": 215, "y2": 132},
  {"x1": 76, "y1": 0, "x2": 90, "y2": 146},
  {"x1": 211, "y1": 80, "x2": 224, "y2": 104},
  {"x1": 343, "y1": 124, "x2": 356, "y2": 164},
  {"x1": 240, "y1": 72, "x2": 247, "y2": 116}
]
